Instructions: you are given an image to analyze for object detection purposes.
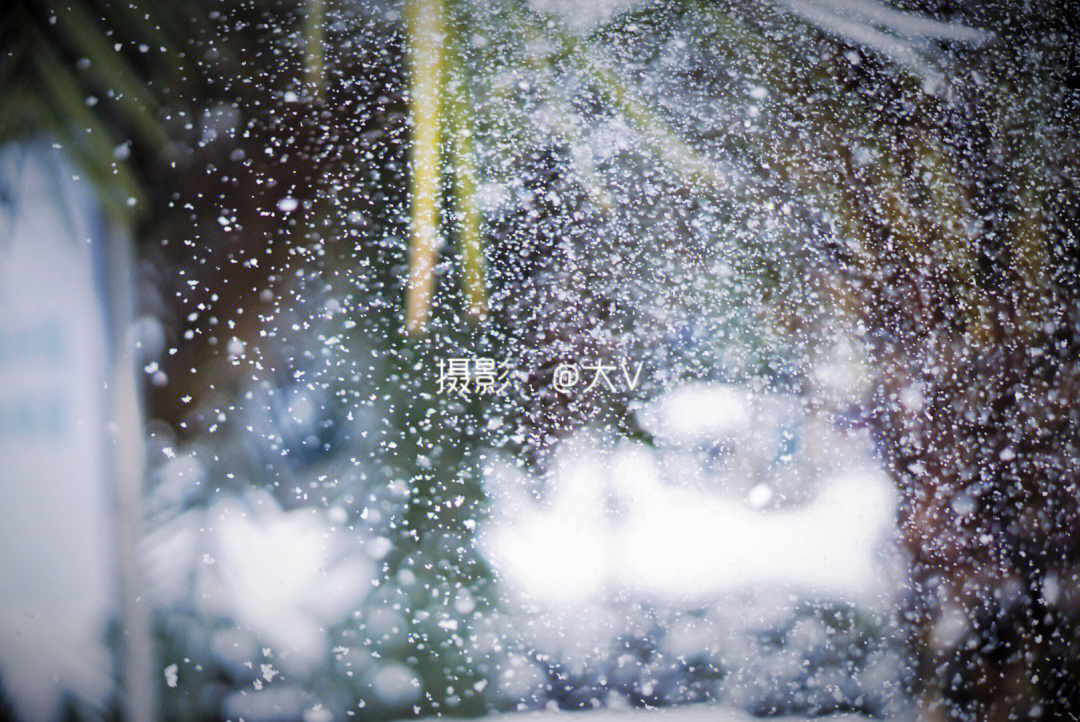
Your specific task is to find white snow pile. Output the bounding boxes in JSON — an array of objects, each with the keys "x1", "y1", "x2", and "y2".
[
  {"x1": 636, "y1": 382, "x2": 752, "y2": 446},
  {"x1": 481, "y1": 382, "x2": 899, "y2": 607},
  {"x1": 409, "y1": 702, "x2": 869, "y2": 722},
  {"x1": 145, "y1": 488, "x2": 374, "y2": 675}
]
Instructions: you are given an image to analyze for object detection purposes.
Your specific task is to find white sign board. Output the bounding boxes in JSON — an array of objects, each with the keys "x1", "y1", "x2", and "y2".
[{"x1": 0, "y1": 144, "x2": 116, "y2": 720}]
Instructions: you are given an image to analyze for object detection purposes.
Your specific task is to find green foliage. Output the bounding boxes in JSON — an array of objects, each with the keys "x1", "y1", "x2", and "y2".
[{"x1": 0, "y1": 0, "x2": 190, "y2": 221}]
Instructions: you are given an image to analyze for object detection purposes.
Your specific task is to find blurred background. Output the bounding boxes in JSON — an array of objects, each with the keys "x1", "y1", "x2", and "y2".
[{"x1": 1, "y1": 1, "x2": 1078, "y2": 722}]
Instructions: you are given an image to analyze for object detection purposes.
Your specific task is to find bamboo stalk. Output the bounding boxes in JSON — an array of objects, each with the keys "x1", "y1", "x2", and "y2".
[
  {"x1": 445, "y1": 43, "x2": 487, "y2": 322},
  {"x1": 303, "y1": 0, "x2": 325, "y2": 99},
  {"x1": 404, "y1": 0, "x2": 445, "y2": 335}
]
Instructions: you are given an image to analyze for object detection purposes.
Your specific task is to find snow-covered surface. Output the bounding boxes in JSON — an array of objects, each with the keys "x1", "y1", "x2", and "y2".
[
  {"x1": 528, "y1": 0, "x2": 650, "y2": 32},
  {"x1": 637, "y1": 383, "x2": 752, "y2": 445},
  {"x1": 407, "y1": 705, "x2": 870, "y2": 722},
  {"x1": 484, "y1": 456, "x2": 895, "y2": 605},
  {"x1": 204, "y1": 493, "x2": 373, "y2": 669},
  {"x1": 146, "y1": 489, "x2": 374, "y2": 674},
  {"x1": 481, "y1": 384, "x2": 898, "y2": 607}
]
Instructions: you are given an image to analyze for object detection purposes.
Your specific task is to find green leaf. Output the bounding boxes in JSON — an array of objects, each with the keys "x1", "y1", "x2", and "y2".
[
  {"x1": 50, "y1": 0, "x2": 171, "y2": 150},
  {"x1": 34, "y1": 31, "x2": 143, "y2": 219}
]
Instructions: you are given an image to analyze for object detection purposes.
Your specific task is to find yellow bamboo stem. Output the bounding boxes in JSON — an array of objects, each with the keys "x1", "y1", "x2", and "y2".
[
  {"x1": 404, "y1": 0, "x2": 445, "y2": 335},
  {"x1": 445, "y1": 47, "x2": 488, "y2": 322},
  {"x1": 303, "y1": 0, "x2": 325, "y2": 100}
]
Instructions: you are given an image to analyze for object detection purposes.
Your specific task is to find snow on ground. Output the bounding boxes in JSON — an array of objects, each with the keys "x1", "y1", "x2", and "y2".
[
  {"x1": 408, "y1": 704, "x2": 871, "y2": 722},
  {"x1": 528, "y1": 0, "x2": 650, "y2": 32},
  {"x1": 480, "y1": 383, "x2": 898, "y2": 608},
  {"x1": 473, "y1": 383, "x2": 908, "y2": 718},
  {"x1": 483, "y1": 447, "x2": 895, "y2": 605}
]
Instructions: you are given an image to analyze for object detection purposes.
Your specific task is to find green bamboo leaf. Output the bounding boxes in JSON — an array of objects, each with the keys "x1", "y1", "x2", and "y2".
[
  {"x1": 50, "y1": 0, "x2": 171, "y2": 150},
  {"x1": 511, "y1": 1, "x2": 739, "y2": 198},
  {"x1": 34, "y1": 34, "x2": 143, "y2": 217},
  {"x1": 40, "y1": 96, "x2": 140, "y2": 221},
  {"x1": 100, "y1": 0, "x2": 182, "y2": 63},
  {"x1": 303, "y1": 0, "x2": 325, "y2": 99},
  {"x1": 0, "y1": 54, "x2": 27, "y2": 123},
  {"x1": 0, "y1": 6, "x2": 28, "y2": 94},
  {"x1": 0, "y1": 85, "x2": 34, "y2": 140}
]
